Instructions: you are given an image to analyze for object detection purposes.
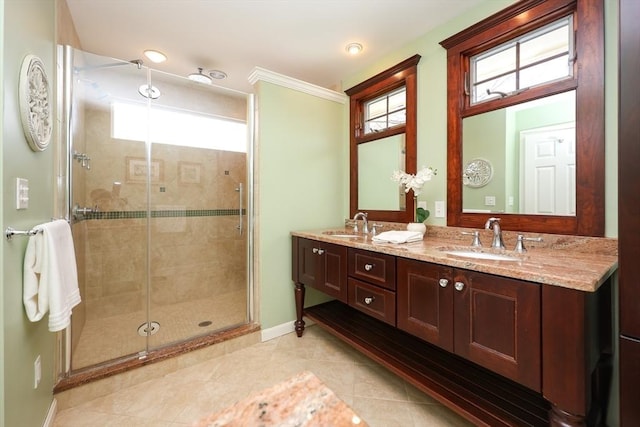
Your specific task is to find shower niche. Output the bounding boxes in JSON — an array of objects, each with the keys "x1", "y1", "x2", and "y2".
[{"x1": 59, "y1": 46, "x2": 253, "y2": 373}]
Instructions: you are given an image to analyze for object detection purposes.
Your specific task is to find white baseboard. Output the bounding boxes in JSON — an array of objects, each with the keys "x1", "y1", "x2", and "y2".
[
  {"x1": 43, "y1": 398, "x2": 57, "y2": 427},
  {"x1": 260, "y1": 319, "x2": 315, "y2": 342}
]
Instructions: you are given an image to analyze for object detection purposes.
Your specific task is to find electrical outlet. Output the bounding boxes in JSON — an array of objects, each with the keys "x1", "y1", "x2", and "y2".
[
  {"x1": 484, "y1": 196, "x2": 496, "y2": 206},
  {"x1": 435, "y1": 201, "x2": 445, "y2": 218},
  {"x1": 34, "y1": 355, "x2": 41, "y2": 389}
]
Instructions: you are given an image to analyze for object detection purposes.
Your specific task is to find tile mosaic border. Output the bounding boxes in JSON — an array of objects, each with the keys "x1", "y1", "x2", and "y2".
[{"x1": 80, "y1": 209, "x2": 246, "y2": 220}]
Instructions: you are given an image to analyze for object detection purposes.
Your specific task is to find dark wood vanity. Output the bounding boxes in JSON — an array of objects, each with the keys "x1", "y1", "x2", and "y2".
[{"x1": 292, "y1": 228, "x2": 617, "y2": 427}]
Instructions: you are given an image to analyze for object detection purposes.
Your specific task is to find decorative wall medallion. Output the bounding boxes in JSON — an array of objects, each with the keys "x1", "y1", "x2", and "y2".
[
  {"x1": 19, "y1": 55, "x2": 52, "y2": 151},
  {"x1": 463, "y1": 158, "x2": 493, "y2": 188}
]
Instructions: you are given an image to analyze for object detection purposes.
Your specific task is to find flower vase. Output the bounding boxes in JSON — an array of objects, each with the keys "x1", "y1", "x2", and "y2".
[{"x1": 407, "y1": 196, "x2": 427, "y2": 234}]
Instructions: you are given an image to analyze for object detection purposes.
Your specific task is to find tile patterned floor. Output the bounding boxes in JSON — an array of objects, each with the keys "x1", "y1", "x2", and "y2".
[{"x1": 54, "y1": 325, "x2": 474, "y2": 426}]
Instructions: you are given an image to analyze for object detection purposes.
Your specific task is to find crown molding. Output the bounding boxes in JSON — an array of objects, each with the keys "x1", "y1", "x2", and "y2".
[{"x1": 248, "y1": 67, "x2": 347, "y2": 104}]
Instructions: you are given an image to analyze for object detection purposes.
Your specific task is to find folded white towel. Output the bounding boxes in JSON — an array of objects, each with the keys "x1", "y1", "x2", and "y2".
[
  {"x1": 372, "y1": 230, "x2": 424, "y2": 244},
  {"x1": 23, "y1": 220, "x2": 81, "y2": 332}
]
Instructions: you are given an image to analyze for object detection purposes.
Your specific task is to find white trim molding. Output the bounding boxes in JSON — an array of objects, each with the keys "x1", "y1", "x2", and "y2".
[
  {"x1": 43, "y1": 398, "x2": 57, "y2": 427},
  {"x1": 260, "y1": 319, "x2": 315, "y2": 342},
  {"x1": 248, "y1": 67, "x2": 347, "y2": 104}
]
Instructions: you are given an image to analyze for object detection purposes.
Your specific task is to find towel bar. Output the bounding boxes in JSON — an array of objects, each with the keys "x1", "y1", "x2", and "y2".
[{"x1": 5, "y1": 227, "x2": 42, "y2": 241}]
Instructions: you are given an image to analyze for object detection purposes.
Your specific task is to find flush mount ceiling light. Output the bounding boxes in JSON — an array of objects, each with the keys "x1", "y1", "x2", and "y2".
[
  {"x1": 138, "y1": 84, "x2": 161, "y2": 99},
  {"x1": 346, "y1": 43, "x2": 363, "y2": 55},
  {"x1": 143, "y1": 49, "x2": 167, "y2": 63},
  {"x1": 188, "y1": 67, "x2": 213, "y2": 84},
  {"x1": 209, "y1": 69, "x2": 227, "y2": 80}
]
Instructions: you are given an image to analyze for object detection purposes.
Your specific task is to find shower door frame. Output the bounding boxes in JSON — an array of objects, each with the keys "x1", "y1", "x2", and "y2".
[{"x1": 55, "y1": 45, "x2": 255, "y2": 379}]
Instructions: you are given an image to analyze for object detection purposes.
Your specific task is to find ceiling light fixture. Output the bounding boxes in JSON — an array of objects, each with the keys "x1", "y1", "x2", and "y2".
[
  {"x1": 143, "y1": 50, "x2": 167, "y2": 63},
  {"x1": 209, "y1": 70, "x2": 227, "y2": 80},
  {"x1": 188, "y1": 67, "x2": 212, "y2": 84},
  {"x1": 346, "y1": 43, "x2": 363, "y2": 55}
]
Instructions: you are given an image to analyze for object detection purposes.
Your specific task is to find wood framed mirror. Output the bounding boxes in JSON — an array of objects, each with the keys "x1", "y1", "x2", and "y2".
[
  {"x1": 346, "y1": 55, "x2": 420, "y2": 223},
  {"x1": 440, "y1": 0, "x2": 604, "y2": 236}
]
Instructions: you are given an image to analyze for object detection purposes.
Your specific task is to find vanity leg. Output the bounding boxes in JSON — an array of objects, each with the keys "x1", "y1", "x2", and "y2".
[
  {"x1": 294, "y1": 282, "x2": 305, "y2": 337},
  {"x1": 549, "y1": 406, "x2": 586, "y2": 427}
]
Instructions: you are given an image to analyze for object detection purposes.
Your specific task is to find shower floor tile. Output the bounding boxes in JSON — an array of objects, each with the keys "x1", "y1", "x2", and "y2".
[{"x1": 72, "y1": 290, "x2": 246, "y2": 370}]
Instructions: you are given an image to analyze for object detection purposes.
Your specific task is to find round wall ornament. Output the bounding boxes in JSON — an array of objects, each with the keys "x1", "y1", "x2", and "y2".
[
  {"x1": 19, "y1": 55, "x2": 52, "y2": 152},
  {"x1": 462, "y1": 158, "x2": 493, "y2": 188}
]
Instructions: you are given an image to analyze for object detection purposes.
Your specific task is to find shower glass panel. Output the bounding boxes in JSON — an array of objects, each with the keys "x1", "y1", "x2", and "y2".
[{"x1": 64, "y1": 47, "x2": 251, "y2": 372}]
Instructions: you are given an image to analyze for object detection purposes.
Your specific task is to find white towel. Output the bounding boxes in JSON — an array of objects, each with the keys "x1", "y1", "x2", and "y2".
[
  {"x1": 372, "y1": 230, "x2": 424, "y2": 244},
  {"x1": 23, "y1": 220, "x2": 81, "y2": 332}
]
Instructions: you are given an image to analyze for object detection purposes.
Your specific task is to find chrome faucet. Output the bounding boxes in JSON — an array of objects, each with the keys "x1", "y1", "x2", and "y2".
[
  {"x1": 352, "y1": 212, "x2": 369, "y2": 234},
  {"x1": 484, "y1": 217, "x2": 505, "y2": 249}
]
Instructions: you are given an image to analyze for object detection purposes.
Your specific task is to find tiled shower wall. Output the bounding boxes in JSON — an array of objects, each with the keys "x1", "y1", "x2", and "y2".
[{"x1": 75, "y1": 107, "x2": 247, "y2": 322}]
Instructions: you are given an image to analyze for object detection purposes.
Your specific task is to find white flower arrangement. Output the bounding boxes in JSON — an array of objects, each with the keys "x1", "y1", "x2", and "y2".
[{"x1": 391, "y1": 166, "x2": 437, "y2": 197}]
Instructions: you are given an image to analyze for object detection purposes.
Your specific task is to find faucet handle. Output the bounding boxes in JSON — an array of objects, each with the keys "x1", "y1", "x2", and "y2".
[
  {"x1": 371, "y1": 223, "x2": 383, "y2": 236},
  {"x1": 461, "y1": 231, "x2": 482, "y2": 247},
  {"x1": 514, "y1": 234, "x2": 543, "y2": 253}
]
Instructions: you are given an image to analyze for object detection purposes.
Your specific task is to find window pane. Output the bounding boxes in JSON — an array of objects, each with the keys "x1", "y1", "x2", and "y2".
[
  {"x1": 366, "y1": 98, "x2": 387, "y2": 120},
  {"x1": 520, "y1": 55, "x2": 570, "y2": 87},
  {"x1": 521, "y1": 25, "x2": 569, "y2": 67},
  {"x1": 365, "y1": 118, "x2": 387, "y2": 133},
  {"x1": 388, "y1": 110, "x2": 406, "y2": 128},
  {"x1": 474, "y1": 45, "x2": 516, "y2": 82},
  {"x1": 388, "y1": 90, "x2": 406, "y2": 112},
  {"x1": 473, "y1": 73, "x2": 516, "y2": 103}
]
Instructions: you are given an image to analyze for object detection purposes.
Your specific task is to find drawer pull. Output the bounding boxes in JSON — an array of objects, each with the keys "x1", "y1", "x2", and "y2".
[
  {"x1": 364, "y1": 296, "x2": 375, "y2": 305},
  {"x1": 454, "y1": 281, "x2": 465, "y2": 291},
  {"x1": 364, "y1": 263, "x2": 374, "y2": 271},
  {"x1": 317, "y1": 249, "x2": 325, "y2": 255},
  {"x1": 439, "y1": 279, "x2": 449, "y2": 288}
]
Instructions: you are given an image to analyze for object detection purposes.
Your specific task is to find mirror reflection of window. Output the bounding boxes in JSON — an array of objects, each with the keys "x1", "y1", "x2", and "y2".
[{"x1": 471, "y1": 17, "x2": 574, "y2": 104}]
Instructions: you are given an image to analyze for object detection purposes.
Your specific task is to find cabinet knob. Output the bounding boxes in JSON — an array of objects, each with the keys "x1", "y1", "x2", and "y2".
[
  {"x1": 454, "y1": 281, "x2": 465, "y2": 291},
  {"x1": 312, "y1": 247, "x2": 318, "y2": 254},
  {"x1": 439, "y1": 279, "x2": 449, "y2": 288},
  {"x1": 364, "y1": 263, "x2": 374, "y2": 271},
  {"x1": 364, "y1": 296, "x2": 375, "y2": 305},
  {"x1": 317, "y1": 249, "x2": 325, "y2": 255}
]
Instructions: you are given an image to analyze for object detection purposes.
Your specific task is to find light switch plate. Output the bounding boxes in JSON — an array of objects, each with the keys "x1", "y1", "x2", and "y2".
[
  {"x1": 435, "y1": 201, "x2": 445, "y2": 218},
  {"x1": 16, "y1": 178, "x2": 29, "y2": 209}
]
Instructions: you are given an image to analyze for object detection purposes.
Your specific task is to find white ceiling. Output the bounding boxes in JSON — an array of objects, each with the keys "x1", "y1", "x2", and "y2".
[{"x1": 65, "y1": 0, "x2": 485, "y2": 94}]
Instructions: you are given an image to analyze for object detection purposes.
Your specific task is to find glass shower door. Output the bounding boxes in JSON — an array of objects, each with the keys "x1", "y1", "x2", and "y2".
[
  {"x1": 145, "y1": 70, "x2": 249, "y2": 350},
  {"x1": 64, "y1": 46, "x2": 251, "y2": 372},
  {"x1": 67, "y1": 48, "x2": 151, "y2": 370}
]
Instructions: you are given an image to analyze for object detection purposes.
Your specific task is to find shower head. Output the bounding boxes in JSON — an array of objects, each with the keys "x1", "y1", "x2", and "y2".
[{"x1": 188, "y1": 68, "x2": 212, "y2": 85}]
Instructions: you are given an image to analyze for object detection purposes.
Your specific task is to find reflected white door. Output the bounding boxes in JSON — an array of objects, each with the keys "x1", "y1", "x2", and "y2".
[{"x1": 520, "y1": 123, "x2": 575, "y2": 215}]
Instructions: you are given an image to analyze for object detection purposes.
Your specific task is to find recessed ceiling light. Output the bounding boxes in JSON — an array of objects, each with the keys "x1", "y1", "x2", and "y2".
[
  {"x1": 143, "y1": 50, "x2": 167, "y2": 63},
  {"x1": 346, "y1": 43, "x2": 363, "y2": 55},
  {"x1": 209, "y1": 70, "x2": 227, "y2": 80},
  {"x1": 188, "y1": 67, "x2": 213, "y2": 84}
]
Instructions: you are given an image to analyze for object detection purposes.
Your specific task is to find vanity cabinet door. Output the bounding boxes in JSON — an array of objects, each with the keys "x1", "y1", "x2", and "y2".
[
  {"x1": 297, "y1": 238, "x2": 348, "y2": 303},
  {"x1": 397, "y1": 258, "x2": 454, "y2": 352},
  {"x1": 454, "y1": 270, "x2": 541, "y2": 392}
]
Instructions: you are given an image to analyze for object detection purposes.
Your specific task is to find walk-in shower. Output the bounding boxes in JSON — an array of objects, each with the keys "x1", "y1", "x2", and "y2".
[{"x1": 57, "y1": 46, "x2": 254, "y2": 376}]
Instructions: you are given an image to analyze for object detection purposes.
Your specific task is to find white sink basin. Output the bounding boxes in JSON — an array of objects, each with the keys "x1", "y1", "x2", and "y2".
[{"x1": 443, "y1": 249, "x2": 520, "y2": 262}]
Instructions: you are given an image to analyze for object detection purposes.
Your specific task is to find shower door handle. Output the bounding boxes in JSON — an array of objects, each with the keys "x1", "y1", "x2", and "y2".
[{"x1": 236, "y1": 183, "x2": 243, "y2": 236}]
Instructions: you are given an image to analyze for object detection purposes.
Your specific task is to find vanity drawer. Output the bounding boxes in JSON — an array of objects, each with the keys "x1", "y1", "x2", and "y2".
[
  {"x1": 348, "y1": 278, "x2": 396, "y2": 326},
  {"x1": 348, "y1": 248, "x2": 396, "y2": 290}
]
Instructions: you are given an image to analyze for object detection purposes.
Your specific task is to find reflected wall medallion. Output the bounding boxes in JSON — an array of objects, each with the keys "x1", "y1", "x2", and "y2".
[
  {"x1": 463, "y1": 158, "x2": 493, "y2": 188},
  {"x1": 19, "y1": 55, "x2": 52, "y2": 152}
]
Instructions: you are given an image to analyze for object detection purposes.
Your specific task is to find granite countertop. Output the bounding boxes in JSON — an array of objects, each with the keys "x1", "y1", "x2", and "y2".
[
  {"x1": 194, "y1": 371, "x2": 366, "y2": 427},
  {"x1": 292, "y1": 224, "x2": 618, "y2": 292}
]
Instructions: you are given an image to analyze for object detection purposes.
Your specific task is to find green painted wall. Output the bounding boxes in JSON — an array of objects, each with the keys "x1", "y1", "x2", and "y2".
[
  {"x1": 1, "y1": 1, "x2": 57, "y2": 426},
  {"x1": 255, "y1": 81, "x2": 345, "y2": 329}
]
